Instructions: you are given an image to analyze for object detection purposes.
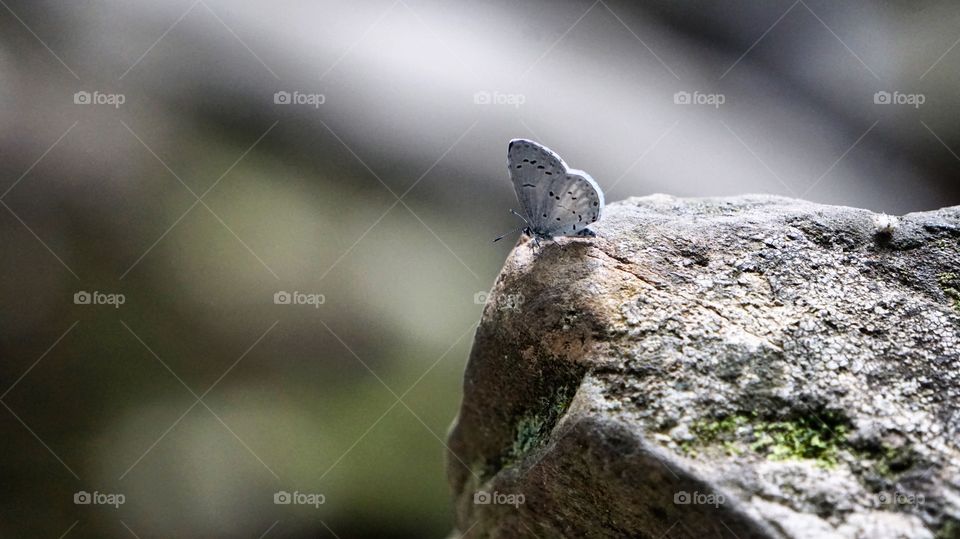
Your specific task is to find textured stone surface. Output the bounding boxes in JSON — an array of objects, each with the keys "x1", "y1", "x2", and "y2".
[{"x1": 447, "y1": 195, "x2": 960, "y2": 539}]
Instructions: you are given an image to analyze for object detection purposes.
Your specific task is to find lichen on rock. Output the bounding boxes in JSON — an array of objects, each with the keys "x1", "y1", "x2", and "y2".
[{"x1": 447, "y1": 195, "x2": 960, "y2": 539}]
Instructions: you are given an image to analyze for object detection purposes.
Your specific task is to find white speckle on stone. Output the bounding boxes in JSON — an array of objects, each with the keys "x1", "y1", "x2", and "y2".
[
  {"x1": 721, "y1": 326, "x2": 777, "y2": 353},
  {"x1": 669, "y1": 424, "x2": 694, "y2": 442},
  {"x1": 872, "y1": 214, "x2": 900, "y2": 235}
]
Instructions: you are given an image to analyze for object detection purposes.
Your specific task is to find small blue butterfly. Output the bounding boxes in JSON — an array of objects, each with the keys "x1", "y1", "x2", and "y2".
[{"x1": 495, "y1": 139, "x2": 605, "y2": 247}]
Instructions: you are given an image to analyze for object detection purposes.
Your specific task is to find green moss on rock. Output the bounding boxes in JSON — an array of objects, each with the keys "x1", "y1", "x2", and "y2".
[
  {"x1": 937, "y1": 518, "x2": 960, "y2": 539},
  {"x1": 751, "y1": 415, "x2": 847, "y2": 466},
  {"x1": 511, "y1": 415, "x2": 547, "y2": 457},
  {"x1": 503, "y1": 384, "x2": 577, "y2": 468},
  {"x1": 938, "y1": 272, "x2": 960, "y2": 313},
  {"x1": 873, "y1": 444, "x2": 918, "y2": 478},
  {"x1": 682, "y1": 411, "x2": 848, "y2": 468}
]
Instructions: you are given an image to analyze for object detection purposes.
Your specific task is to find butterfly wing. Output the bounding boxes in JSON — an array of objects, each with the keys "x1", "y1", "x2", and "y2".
[
  {"x1": 507, "y1": 139, "x2": 604, "y2": 237},
  {"x1": 507, "y1": 139, "x2": 566, "y2": 228},
  {"x1": 539, "y1": 168, "x2": 604, "y2": 237}
]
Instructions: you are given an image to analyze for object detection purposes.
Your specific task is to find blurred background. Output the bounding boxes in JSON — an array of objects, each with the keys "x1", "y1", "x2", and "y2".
[{"x1": 1, "y1": 0, "x2": 959, "y2": 537}]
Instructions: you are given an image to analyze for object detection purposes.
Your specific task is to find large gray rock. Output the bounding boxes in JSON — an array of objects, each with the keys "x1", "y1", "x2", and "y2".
[{"x1": 447, "y1": 195, "x2": 960, "y2": 539}]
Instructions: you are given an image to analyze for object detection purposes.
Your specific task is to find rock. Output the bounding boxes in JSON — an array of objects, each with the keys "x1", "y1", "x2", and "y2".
[{"x1": 446, "y1": 195, "x2": 960, "y2": 538}]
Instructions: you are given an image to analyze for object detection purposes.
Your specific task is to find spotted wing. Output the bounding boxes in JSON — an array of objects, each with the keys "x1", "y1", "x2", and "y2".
[{"x1": 507, "y1": 138, "x2": 604, "y2": 237}]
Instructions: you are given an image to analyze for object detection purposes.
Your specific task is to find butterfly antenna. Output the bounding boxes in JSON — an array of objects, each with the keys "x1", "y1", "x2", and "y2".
[
  {"x1": 508, "y1": 209, "x2": 530, "y2": 224},
  {"x1": 493, "y1": 226, "x2": 523, "y2": 243},
  {"x1": 493, "y1": 209, "x2": 530, "y2": 242}
]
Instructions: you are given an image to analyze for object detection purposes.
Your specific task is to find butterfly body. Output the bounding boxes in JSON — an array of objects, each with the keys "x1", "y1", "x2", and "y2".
[{"x1": 498, "y1": 139, "x2": 604, "y2": 246}]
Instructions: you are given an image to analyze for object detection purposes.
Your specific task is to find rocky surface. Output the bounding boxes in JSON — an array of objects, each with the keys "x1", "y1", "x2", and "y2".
[{"x1": 447, "y1": 195, "x2": 960, "y2": 539}]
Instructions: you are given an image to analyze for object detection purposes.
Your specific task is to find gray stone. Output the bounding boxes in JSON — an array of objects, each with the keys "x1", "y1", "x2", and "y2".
[{"x1": 447, "y1": 195, "x2": 960, "y2": 538}]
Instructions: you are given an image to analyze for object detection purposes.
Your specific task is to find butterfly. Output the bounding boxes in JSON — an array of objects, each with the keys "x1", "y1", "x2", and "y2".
[{"x1": 495, "y1": 139, "x2": 605, "y2": 247}]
